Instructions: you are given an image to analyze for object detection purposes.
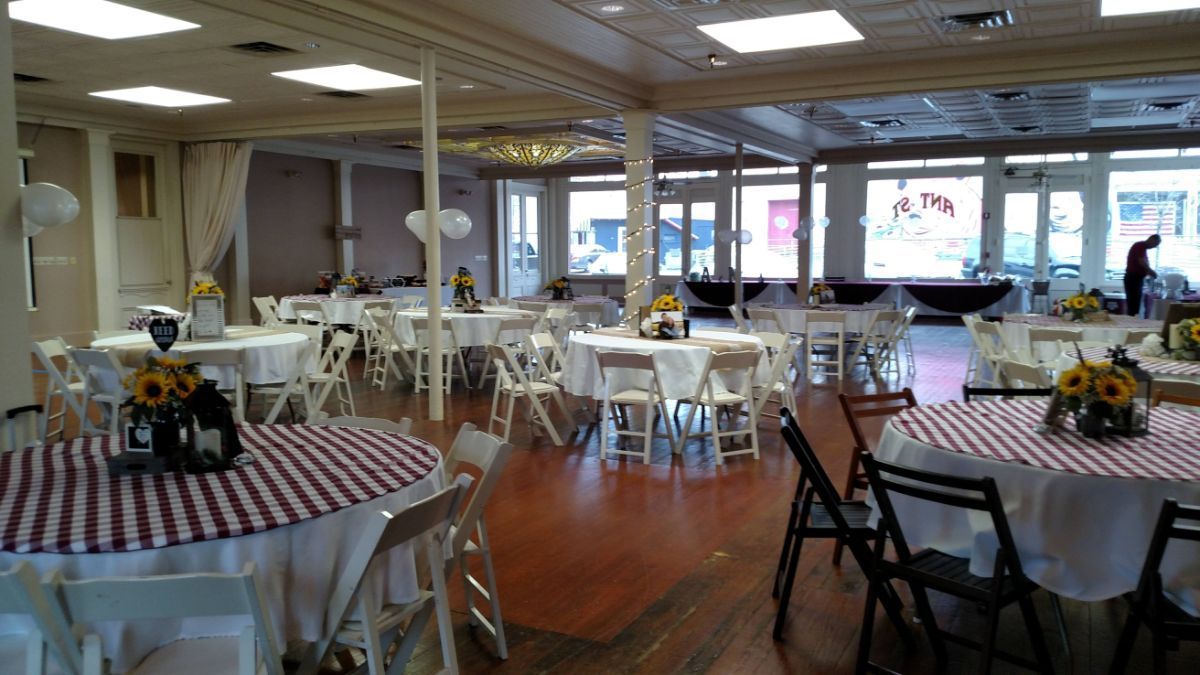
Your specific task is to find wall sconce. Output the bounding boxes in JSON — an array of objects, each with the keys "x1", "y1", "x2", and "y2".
[
  {"x1": 456, "y1": 188, "x2": 473, "y2": 196},
  {"x1": 284, "y1": 170, "x2": 303, "y2": 179}
]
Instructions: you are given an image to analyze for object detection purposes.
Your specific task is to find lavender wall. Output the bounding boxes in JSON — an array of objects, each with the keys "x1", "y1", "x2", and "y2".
[{"x1": 352, "y1": 163, "x2": 422, "y2": 280}]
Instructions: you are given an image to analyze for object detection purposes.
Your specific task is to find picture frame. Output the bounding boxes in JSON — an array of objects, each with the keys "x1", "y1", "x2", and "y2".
[
  {"x1": 639, "y1": 306, "x2": 688, "y2": 339},
  {"x1": 126, "y1": 423, "x2": 154, "y2": 454},
  {"x1": 190, "y1": 294, "x2": 226, "y2": 341}
]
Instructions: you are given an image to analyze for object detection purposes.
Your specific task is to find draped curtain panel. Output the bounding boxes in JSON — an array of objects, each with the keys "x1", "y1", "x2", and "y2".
[{"x1": 182, "y1": 141, "x2": 252, "y2": 286}]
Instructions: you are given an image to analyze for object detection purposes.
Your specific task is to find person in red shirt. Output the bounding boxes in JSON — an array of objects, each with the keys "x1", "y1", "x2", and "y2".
[{"x1": 1124, "y1": 234, "x2": 1161, "y2": 316}]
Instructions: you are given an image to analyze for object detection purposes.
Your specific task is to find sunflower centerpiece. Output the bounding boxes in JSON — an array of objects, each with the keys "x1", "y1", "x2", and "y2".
[
  {"x1": 450, "y1": 267, "x2": 476, "y2": 308},
  {"x1": 188, "y1": 280, "x2": 223, "y2": 302},
  {"x1": 544, "y1": 276, "x2": 572, "y2": 301},
  {"x1": 1056, "y1": 348, "x2": 1141, "y2": 439},
  {"x1": 645, "y1": 292, "x2": 686, "y2": 339},
  {"x1": 809, "y1": 283, "x2": 835, "y2": 304},
  {"x1": 123, "y1": 355, "x2": 202, "y2": 461},
  {"x1": 1058, "y1": 286, "x2": 1102, "y2": 322},
  {"x1": 1170, "y1": 318, "x2": 1200, "y2": 359},
  {"x1": 333, "y1": 274, "x2": 358, "y2": 298}
]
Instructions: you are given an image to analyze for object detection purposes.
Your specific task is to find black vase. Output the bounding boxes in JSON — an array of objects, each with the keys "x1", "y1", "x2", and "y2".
[
  {"x1": 151, "y1": 414, "x2": 186, "y2": 467},
  {"x1": 1075, "y1": 412, "x2": 1106, "y2": 440}
]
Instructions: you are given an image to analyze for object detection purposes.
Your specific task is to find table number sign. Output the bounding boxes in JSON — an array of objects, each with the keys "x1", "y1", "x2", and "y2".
[
  {"x1": 147, "y1": 317, "x2": 179, "y2": 351},
  {"x1": 190, "y1": 294, "x2": 226, "y2": 341}
]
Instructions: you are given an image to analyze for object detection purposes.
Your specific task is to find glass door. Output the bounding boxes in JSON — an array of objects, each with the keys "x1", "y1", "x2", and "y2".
[
  {"x1": 508, "y1": 191, "x2": 542, "y2": 296},
  {"x1": 998, "y1": 175, "x2": 1086, "y2": 294},
  {"x1": 654, "y1": 191, "x2": 716, "y2": 279}
]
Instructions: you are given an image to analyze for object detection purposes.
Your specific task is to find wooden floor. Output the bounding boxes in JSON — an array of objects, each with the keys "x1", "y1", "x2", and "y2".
[{"x1": 34, "y1": 317, "x2": 1200, "y2": 673}]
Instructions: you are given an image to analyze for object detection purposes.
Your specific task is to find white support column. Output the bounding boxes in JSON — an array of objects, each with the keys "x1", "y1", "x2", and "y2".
[
  {"x1": 0, "y1": 7, "x2": 34, "y2": 426},
  {"x1": 334, "y1": 159, "x2": 354, "y2": 272},
  {"x1": 82, "y1": 129, "x2": 120, "y2": 330},
  {"x1": 734, "y1": 142, "x2": 744, "y2": 312},
  {"x1": 420, "y1": 47, "x2": 444, "y2": 420},
  {"x1": 796, "y1": 162, "x2": 814, "y2": 301},
  {"x1": 623, "y1": 110, "x2": 655, "y2": 310}
]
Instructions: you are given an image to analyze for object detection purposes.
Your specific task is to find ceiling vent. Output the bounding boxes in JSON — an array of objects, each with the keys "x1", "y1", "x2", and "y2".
[
  {"x1": 228, "y1": 41, "x2": 298, "y2": 56},
  {"x1": 317, "y1": 90, "x2": 369, "y2": 99},
  {"x1": 860, "y1": 118, "x2": 904, "y2": 128},
  {"x1": 938, "y1": 10, "x2": 1014, "y2": 33},
  {"x1": 13, "y1": 73, "x2": 48, "y2": 83},
  {"x1": 1011, "y1": 125, "x2": 1043, "y2": 133},
  {"x1": 987, "y1": 90, "x2": 1030, "y2": 102},
  {"x1": 1145, "y1": 100, "x2": 1189, "y2": 112}
]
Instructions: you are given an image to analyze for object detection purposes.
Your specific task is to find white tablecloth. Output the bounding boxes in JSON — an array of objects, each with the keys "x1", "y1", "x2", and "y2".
[
  {"x1": 277, "y1": 295, "x2": 383, "y2": 325},
  {"x1": 508, "y1": 296, "x2": 621, "y2": 326},
  {"x1": 1004, "y1": 315, "x2": 1162, "y2": 362},
  {"x1": 0, "y1": 427, "x2": 444, "y2": 673},
  {"x1": 561, "y1": 330, "x2": 767, "y2": 400},
  {"x1": 765, "y1": 303, "x2": 892, "y2": 334},
  {"x1": 92, "y1": 326, "x2": 314, "y2": 387},
  {"x1": 874, "y1": 404, "x2": 1200, "y2": 614},
  {"x1": 380, "y1": 285, "x2": 454, "y2": 306},
  {"x1": 393, "y1": 307, "x2": 537, "y2": 348}
]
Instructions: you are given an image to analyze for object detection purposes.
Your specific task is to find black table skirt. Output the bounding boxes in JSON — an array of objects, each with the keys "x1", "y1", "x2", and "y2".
[{"x1": 683, "y1": 282, "x2": 771, "y2": 307}]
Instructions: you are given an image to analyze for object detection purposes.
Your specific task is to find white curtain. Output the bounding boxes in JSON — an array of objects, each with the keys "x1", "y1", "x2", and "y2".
[{"x1": 182, "y1": 141, "x2": 252, "y2": 286}]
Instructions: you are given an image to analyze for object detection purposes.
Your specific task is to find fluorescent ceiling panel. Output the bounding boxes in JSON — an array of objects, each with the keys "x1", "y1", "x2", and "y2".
[
  {"x1": 697, "y1": 10, "x2": 863, "y2": 53},
  {"x1": 1090, "y1": 113, "x2": 1183, "y2": 128},
  {"x1": 877, "y1": 126, "x2": 962, "y2": 139},
  {"x1": 1091, "y1": 79, "x2": 1200, "y2": 101},
  {"x1": 89, "y1": 86, "x2": 230, "y2": 107},
  {"x1": 1100, "y1": 0, "x2": 1200, "y2": 16},
  {"x1": 8, "y1": 0, "x2": 198, "y2": 39},
  {"x1": 271, "y1": 65, "x2": 420, "y2": 91},
  {"x1": 831, "y1": 98, "x2": 935, "y2": 116}
]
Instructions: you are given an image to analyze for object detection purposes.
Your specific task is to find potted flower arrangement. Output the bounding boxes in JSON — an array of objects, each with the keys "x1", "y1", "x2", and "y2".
[
  {"x1": 809, "y1": 283, "x2": 835, "y2": 304},
  {"x1": 450, "y1": 266, "x2": 476, "y2": 309},
  {"x1": 335, "y1": 275, "x2": 358, "y2": 298},
  {"x1": 544, "y1": 276, "x2": 572, "y2": 301},
  {"x1": 123, "y1": 355, "x2": 202, "y2": 463},
  {"x1": 1058, "y1": 287, "x2": 1101, "y2": 322},
  {"x1": 1056, "y1": 355, "x2": 1137, "y2": 438},
  {"x1": 188, "y1": 280, "x2": 223, "y2": 301}
]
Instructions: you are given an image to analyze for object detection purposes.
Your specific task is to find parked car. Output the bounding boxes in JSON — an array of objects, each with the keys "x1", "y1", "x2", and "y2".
[
  {"x1": 961, "y1": 233, "x2": 1081, "y2": 279},
  {"x1": 587, "y1": 252, "x2": 628, "y2": 275}
]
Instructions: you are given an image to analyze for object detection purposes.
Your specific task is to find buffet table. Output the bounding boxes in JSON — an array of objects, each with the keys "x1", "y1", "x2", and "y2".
[
  {"x1": 822, "y1": 281, "x2": 1028, "y2": 317},
  {"x1": 874, "y1": 400, "x2": 1200, "y2": 614},
  {"x1": 675, "y1": 281, "x2": 794, "y2": 309},
  {"x1": 0, "y1": 424, "x2": 444, "y2": 672}
]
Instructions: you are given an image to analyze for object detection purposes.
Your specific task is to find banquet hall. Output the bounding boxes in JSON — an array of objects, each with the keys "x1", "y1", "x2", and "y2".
[{"x1": 3, "y1": 1, "x2": 1200, "y2": 673}]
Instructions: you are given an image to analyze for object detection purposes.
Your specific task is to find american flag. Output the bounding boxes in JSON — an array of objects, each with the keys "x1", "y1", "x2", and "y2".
[{"x1": 1117, "y1": 202, "x2": 1176, "y2": 237}]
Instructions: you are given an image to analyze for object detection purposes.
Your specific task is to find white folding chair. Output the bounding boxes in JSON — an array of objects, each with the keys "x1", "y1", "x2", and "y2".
[
  {"x1": 750, "y1": 333, "x2": 800, "y2": 420},
  {"x1": 70, "y1": 348, "x2": 129, "y2": 436},
  {"x1": 971, "y1": 319, "x2": 1011, "y2": 387},
  {"x1": 365, "y1": 308, "x2": 416, "y2": 390},
  {"x1": 805, "y1": 311, "x2": 846, "y2": 381},
  {"x1": 727, "y1": 305, "x2": 750, "y2": 333},
  {"x1": 673, "y1": 350, "x2": 761, "y2": 464},
  {"x1": 898, "y1": 305, "x2": 918, "y2": 373},
  {"x1": 288, "y1": 299, "x2": 331, "y2": 329},
  {"x1": 483, "y1": 297, "x2": 503, "y2": 307},
  {"x1": 999, "y1": 358, "x2": 1053, "y2": 389},
  {"x1": 595, "y1": 350, "x2": 676, "y2": 464},
  {"x1": 962, "y1": 314, "x2": 983, "y2": 384},
  {"x1": 248, "y1": 325, "x2": 321, "y2": 422},
  {"x1": 571, "y1": 302, "x2": 606, "y2": 329},
  {"x1": 306, "y1": 331, "x2": 359, "y2": 418},
  {"x1": 486, "y1": 344, "x2": 569, "y2": 446},
  {"x1": 443, "y1": 424, "x2": 515, "y2": 660},
  {"x1": 747, "y1": 307, "x2": 783, "y2": 333},
  {"x1": 298, "y1": 481, "x2": 470, "y2": 675},
  {"x1": 1124, "y1": 329, "x2": 1158, "y2": 346},
  {"x1": 51, "y1": 562, "x2": 284, "y2": 675},
  {"x1": 525, "y1": 332, "x2": 592, "y2": 423},
  {"x1": 354, "y1": 299, "x2": 396, "y2": 377},
  {"x1": 848, "y1": 310, "x2": 905, "y2": 378},
  {"x1": 251, "y1": 296, "x2": 280, "y2": 327},
  {"x1": 397, "y1": 294, "x2": 425, "y2": 309},
  {"x1": 536, "y1": 307, "x2": 571, "y2": 342},
  {"x1": 477, "y1": 317, "x2": 537, "y2": 389},
  {"x1": 31, "y1": 337, "x2": 87, "y2": 443},
  {"x1": 1028, "y1": 327, "x2": 1083, "y2": 366},
  {"x1": 0, "y1": 561, "x2": 82, "y2": 675},
  {"x1": 311, "y1": 415, "x2": 413, "y2": 434},
  {"x1": 188, "y1": 348, "x2": 246, "y2": 423},
  {"x1": 412, "y1": 318, "x2": 469, "y2": 393}
]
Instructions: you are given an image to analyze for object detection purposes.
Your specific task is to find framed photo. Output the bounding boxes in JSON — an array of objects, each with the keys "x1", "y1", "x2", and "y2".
[
  {"x1": 126, "y1": 423, "x2": 154, "y2": 454},
  {"x1": 190, "y1": 294, "x2": 226, "y2": 341},
  {"x1": 639, "y1": 306, "x2": 687, "y2": 339}
]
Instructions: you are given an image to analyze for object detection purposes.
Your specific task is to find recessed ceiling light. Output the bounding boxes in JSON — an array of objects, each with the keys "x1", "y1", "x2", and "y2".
[
  {"x1": 697, "y1": 10, "x2": 863, "y2": 53},
  {"x1": 89, "y1": 86, "x2": 229, "y2": 107},
  {"x1": 711, "y1": 59, "x2": 728, "y2": 66},
  {"x1": 600, "y1": 4, "x2": 625, "y2": 12},
  {"x1": 458, "y1": 84, "x2": 476, "y2": 89},
  {"x1": 271, "y1": 65, "x2": 419, "y2": 91},
  {"x1": 1101, "y1": 0, "x2": 1200, "y2": 16},
  {"x1": 304, "y1": 42, "x2": 320, "y2": 49},
  {"x1": 9, "y1": 0, "x2": 199, "y2": 39}
]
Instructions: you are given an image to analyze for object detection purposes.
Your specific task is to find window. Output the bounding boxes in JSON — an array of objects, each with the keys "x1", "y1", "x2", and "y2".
[
  {"x1": 867, "y1": 157, "x2": 984, "y2": 170},
  {"x1": 658, "y1": 203, "x2": 683, "y2": 275},
  {"x1": 732, "y1": 184, "x2": 802, "y2": 279},
  {"x1": 114, "y1": 152, "x2": 156, "y2": 217},
  {"x1": 568, "y1": 190, "x2": 626, "y2": 275},
  {"x1": 863, "y1": 175, "x2": 984, "y2": 279},
  {"x1": 1110, "y1": 149, "x2": 1182, "y2": 160},
  {"x1": 1005, "y1": 153, "x2": 1089, "y2": 164},
  {"x1": 568, "y1": 174, "x2": 624, "y2": 183},
  {"x1": 688, "y1": 201, "x2": 716, "y2": 277},
  {"x1": 1105, "y1": 169, "x2": 1200, "y2": 281}
]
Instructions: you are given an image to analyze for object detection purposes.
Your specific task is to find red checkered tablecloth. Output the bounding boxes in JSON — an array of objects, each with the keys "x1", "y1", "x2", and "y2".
[
  {"x1": 892, "y1": 401, "x2": 1200, "y2": 482},
  {"x1": 1071, "y1": 345, "x2": 1200, "y2": 378},
  {"x1": 0, "y1": 424, "x2": 441, "y2": 554}
]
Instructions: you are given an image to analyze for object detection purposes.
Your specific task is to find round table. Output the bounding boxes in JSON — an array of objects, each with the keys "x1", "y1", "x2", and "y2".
[
  {"x1": 509, "y1": 296, "x2": 621, "y2": 326},
  {"x1": 277, "y1": 294, "x2": 385, "y2": 325},
  {"x1": 92, "y1": 326, "x2": 314, "y2": 388},
  {"x1": 393, "y1": 306, "x2": 538, "y2": 348},
  {"x1": 874, "y1": 400, "x2": 1200, "y2": 615},
  {"x1": 765, "y1": 303, "x2": 892, "y2": 334},
  {"x1": 0, "y1": 424, "x2": 444, "y2": 672},
  {"x1": 1056, "y1": 345, "x2": 1200, "y2": 385},
  {"x1": 1003, "y1": 315, "x2": 1161, "y2": 361},
  {"x1": 561, "y1": 329, "x2": 767, "y2": 400}
]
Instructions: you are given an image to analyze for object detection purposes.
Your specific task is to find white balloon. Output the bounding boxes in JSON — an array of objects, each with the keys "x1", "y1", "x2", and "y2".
[
  {"x1": 737, "y1": 230, "x2": 753, "y2": 245},
  {"x1": 404, "y1": 210, "x2": 427, "y2": 243},
  {"x1": 22, "y1": 217, "x2": 43, "y2": 238},
  {"x1": 859, "y1": 215, "x2": 872, "y2": 227},
  {"x1": 21, "y1": 182, "x2": 79, "y2": 229},
  {"x1": 439, "y1": 208, "x2": 472, "y2": 239},
  {"x1": 818, "y1": 216, "x2": 831, "y2": 228}
]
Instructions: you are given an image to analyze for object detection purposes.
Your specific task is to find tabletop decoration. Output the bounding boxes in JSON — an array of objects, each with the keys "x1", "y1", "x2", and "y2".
[
  {"x1": 545, "y1": 275, "x2": 573, "y2": 301},
  {"x1": 118, "y1": 355, "x2": 202, "y2": 471},
  {"x1": 643, "y1": 292, "x2": 687, "y2": 339},
  {"x1": 1056, "y1": 286, "x2": 1102, "y2": 322},
  {"x1": 1056, "y1": 347, "x2": 1138, "y2": 439},
  {"x1": 184, "y1": 380, "x2": 244, "y2": 472},
  {"x1": 333, "y1": 274, "x2": 359, "y2": 298},
  {"x1": 188, "y1": 280, "x2": 223, "y2": 302},
  {"x1": 1168, "y1": 317, "x2": 1200, "y2": 359},
  {"x1": 450, "y1": 266, "x2": 477, "y2": 309},
  {"x1": 1106, "y1": 345, "x2": 1152, "y2": 437},
  {"x1": 808, "y1": 282, "x2": 835, "y2": 304}
]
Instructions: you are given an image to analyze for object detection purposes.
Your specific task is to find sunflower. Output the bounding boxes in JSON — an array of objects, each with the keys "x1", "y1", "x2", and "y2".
[
  {"x1": 170, "y1": 373, "x2": 198, "y2": 399},
  {"x1": 1058, "y1": 365, "x2": 1091, "y2": 397},
  {"x1": 1088, "y1": 296, "x2": 1100, "y2": 308},
  {"x1": 1095, "y1": 374, "x2": 1132, "y2": 406},
  {"x1": 1068, "y1": 296, "x2": 1087, "y2": 310},
  {"x1": 449, "y1": 275, "x2": 461, "y2": 286},
  {"x1": 133, "y1": 372, "x2": 171, "y2": 408},
  {"x1": 461, "y1": 276, "x2": 474, "y2": 287},
  {"x1": 1188, "y1": 324, "x2": 1200, "y2": 343},
  {"x1": 553, "y1": 279, "x2": 566, "y2": 289},
  {"x1": 155, "y1": 355, "x2": 188, "y2": 371}
]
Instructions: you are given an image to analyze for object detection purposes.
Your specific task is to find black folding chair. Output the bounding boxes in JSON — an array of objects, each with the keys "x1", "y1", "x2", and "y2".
[
  {"x1": 857, "y1": 452, "x2": 1055, "y2": 674},
  {"x1": 962, "y1": 385, "x2": 1054, "y2": 402},
  {"x1": 772, "y1": 409, "x2": 911, "y2": 644},
  {"x1": 1110, "y1": 499, "x2": 1200, "y2": 674}
]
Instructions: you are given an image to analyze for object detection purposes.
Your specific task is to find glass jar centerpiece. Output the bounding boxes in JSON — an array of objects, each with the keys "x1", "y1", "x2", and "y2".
[
  {"x1": 1056, "y1": 347, "x2": 1143, "y2": 439},
  {"x1": 123, "y1": 355, "x2": 202, "y2": 466}
]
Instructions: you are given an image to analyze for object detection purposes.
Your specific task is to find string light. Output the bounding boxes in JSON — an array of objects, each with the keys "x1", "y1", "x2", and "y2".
[{"x1": 621, "y1": 158, "x2": 658, "y2": 302}]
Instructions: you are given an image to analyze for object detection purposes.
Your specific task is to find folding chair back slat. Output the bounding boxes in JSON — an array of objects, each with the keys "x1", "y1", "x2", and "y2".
[{"x1": 0, "y1": 561, "x2": 82, "y2": 675}]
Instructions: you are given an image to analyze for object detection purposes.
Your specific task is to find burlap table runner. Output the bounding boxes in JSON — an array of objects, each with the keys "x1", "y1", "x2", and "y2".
[
  {"x1": 102, "y1": 327, "x2": 302, "y2": 368},
  {"x1": 592, "y1": 327, "x2": 759, "y2": 353}
]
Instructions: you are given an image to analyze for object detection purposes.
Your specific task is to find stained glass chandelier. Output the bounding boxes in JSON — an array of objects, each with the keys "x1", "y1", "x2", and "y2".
[{"x1": 483, "y1": 140, "x2": 584, "y2": 168}]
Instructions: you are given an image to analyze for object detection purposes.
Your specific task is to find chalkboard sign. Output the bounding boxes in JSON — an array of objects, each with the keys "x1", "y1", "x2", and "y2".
[
  {"x1": 190, "y1": 294, "x2": 226, "y2": 341},
  {"x1": 148, "y1": 317, "x2": 179, "y2": 351}
]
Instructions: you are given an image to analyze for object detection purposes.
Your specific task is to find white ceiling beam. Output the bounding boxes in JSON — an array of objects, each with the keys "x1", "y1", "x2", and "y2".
[
  {"x1": 666, "y1": 112, "x2": 817, "y2": 164},
  {"x1": 254, "y1": 138, "x2": 481, "y2": 178}
]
